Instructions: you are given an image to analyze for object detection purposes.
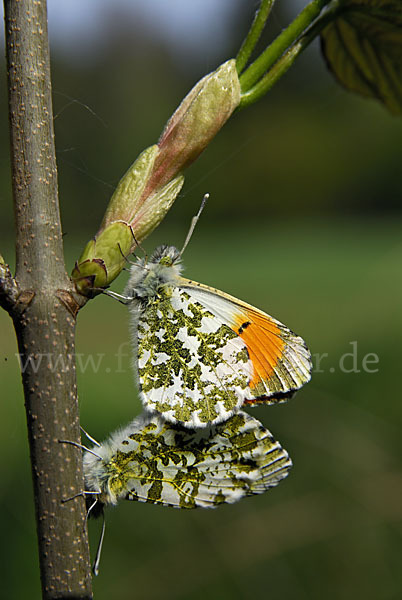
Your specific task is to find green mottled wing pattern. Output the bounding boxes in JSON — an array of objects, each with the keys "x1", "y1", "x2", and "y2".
[
  {"x1": 136, "y1": 287, "x2": 253, "y2": 428},
  {"x1": 83, "y1": 411, "x2": 292, "y2": 509}
]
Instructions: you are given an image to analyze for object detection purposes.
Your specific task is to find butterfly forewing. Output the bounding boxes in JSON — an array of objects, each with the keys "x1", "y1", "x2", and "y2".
[
  {"x1": 83, "y1": 411, "x2": 292, "y2": 509},
  {"x1": 178, "y1": 278, "x2": 312, "y2": 403},
  {"x1": 137, "y1": 286, "x2": 253, "y2": 428},
  {"x1": 124, "y1": 245, "x2": 311, "y2": 428}
]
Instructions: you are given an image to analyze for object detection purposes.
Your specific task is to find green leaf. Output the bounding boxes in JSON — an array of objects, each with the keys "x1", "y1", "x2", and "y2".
[{"x1": 321, "y1": 0, "x2": 402, "y2": 114}]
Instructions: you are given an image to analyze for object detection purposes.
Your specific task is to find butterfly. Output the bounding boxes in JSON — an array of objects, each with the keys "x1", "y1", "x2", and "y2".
[
  {"x1": 108, "y1": 198, "x2": 312, "y2": 428},
  {"x1": 83, "y1": 410, "x2": 291, "y2": 511}
]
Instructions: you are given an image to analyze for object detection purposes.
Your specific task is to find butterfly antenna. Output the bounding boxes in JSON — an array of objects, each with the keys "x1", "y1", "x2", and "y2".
[
  {"x1": 92, "y1": 508, "x2": 106, "y2": 576},
  {"x1": 130, "y1": 226, "x2": 148, "y2": 262},
  {"x1": 179, "y1": 193, "x2": 209, "y2": 258}
]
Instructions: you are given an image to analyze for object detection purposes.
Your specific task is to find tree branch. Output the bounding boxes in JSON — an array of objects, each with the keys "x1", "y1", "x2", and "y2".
[{"x1": 3, "y1": 1, "x2": 92, "y2": 597}]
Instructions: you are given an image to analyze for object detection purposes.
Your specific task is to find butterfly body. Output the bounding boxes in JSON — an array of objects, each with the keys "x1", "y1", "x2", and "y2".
[
  {"x1": 126, "y1": 245, "x2": 182, "y2": 301},
  {"x1": 124, "y1": 245, "x2": 311, "y2": 428}
]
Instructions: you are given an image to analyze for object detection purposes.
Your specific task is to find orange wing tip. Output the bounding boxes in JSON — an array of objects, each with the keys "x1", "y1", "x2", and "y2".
[
  {"x1": 232, "y1": 311, "x2": 285, "y2": 384},
  {"x1": 232, "y1": 309, "x2": 312, "y2": 399}
]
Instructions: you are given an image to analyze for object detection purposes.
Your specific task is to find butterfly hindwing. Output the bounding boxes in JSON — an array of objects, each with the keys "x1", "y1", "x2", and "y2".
[
  {"x1": 83, "y1": 411, "x2": 292, "y2": 509},
  {"x1": 136, "y1": 285, "x2": 253, "y2": 428}
]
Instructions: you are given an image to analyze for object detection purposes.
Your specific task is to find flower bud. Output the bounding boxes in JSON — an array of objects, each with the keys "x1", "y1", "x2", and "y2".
[
  {"x1": 72, "y1": 173, "x2": 184, "y2": 296},
  {"x1": 145, "y1": 59, "x2": 241, "y2": 194},
  {"x1": 72, "y1": 60, "x2": 240, "y2": 297}
]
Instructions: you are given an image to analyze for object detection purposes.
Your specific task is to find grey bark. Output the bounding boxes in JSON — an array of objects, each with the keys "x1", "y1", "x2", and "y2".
[{"x1": 2, "y1": 1, "x2": 93, "y2": 597}]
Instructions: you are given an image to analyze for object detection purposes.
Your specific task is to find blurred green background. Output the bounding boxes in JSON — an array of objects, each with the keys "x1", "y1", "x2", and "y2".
[{"x1": 1, "y1": 1, "x2": 402, "y2": 599}]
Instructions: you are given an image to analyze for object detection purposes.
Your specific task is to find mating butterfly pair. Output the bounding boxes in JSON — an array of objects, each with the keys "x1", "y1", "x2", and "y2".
[{"x1": 83, "y1": 240, "x2": 311, "y2": 511}]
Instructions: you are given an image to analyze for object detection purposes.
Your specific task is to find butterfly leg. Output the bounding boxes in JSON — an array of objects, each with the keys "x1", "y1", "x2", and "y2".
[
  {"x1": 103, "y1": 289, "x2": 134, "y2": 304},
  {"x1": 58, "y1": 438, "x2": 102, "y2": 459},
  {"x1": 80, "y1": 426, "x2": 100, "y2": 447},
  {"x1": 61, "y1": 490, "x2": 101, "y2": 504}
]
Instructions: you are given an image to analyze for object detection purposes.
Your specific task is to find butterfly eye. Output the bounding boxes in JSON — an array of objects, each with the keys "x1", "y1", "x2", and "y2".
[{"x1": 160, "y1": 256, "x2": 173, "y2": 267}]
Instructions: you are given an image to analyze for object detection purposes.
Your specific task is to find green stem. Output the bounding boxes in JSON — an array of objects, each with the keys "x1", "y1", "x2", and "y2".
[
  {"x1": 239, "y1": 40, "x2": 307, "y2": 109},
  {"x1": 236, "y1": 0, "x2": 276, "y2": 75},
  {"x1": 239, "y1": 0, "x2": 333, "y2": 93},
  {"x1": 239, "y1": 2, "x2": 341, "y2": 109}
]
